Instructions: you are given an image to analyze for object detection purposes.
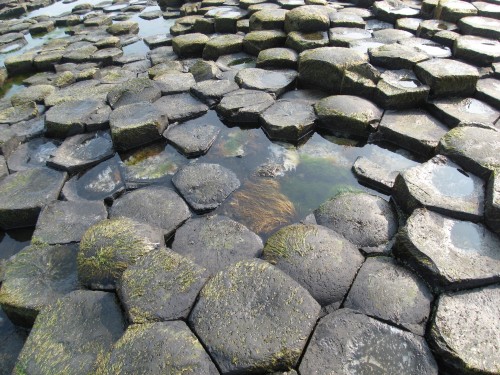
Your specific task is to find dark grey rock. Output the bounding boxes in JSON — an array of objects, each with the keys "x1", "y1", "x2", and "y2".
[
  {"x1": 203, "y1": 34, "x2": 244, "y2": 60},
  {"x1": 0, "y1": 242, "x2": 79, "y2": 327},
  {"x1": 10, "y1": 117, "x2": 45, "y2": 142},
  {"x1": 476, "y1": 77, "x2": 500, "y2": 109},
  {"x1": 154, "y1": 93, "x2": 209, "y2": 123},
  {"x1": 190, "y1": 258, "x2": 320, "y2": 374},
  {"x1": 110, "y1": 185, "x2": 190, "y2": 239},
  {"x1": 172, "y1": 163, "x2": 240, "y2": 212},
  {"x1": 10, "y1": 85, "x2": 55, "y2": 107},
  {"x1": 33, "y1": 200, "x2": 108, "y2": 245},
  {"x1": 0, "y1": 125, "x2": 20, "y2": 158},
  {"x1": 299, "y1": 309, "x2": 438, "y2": 375},
  {"x1": 453, "y1": 35, "x2": 500, "y2": 67},
  {"x1": 375, "y1": 69, "x2": 430, "y2": 109},
  {"x1": 0, "y1": 168, "x2": 67, "y2": 229},
  {"x1": 458, "y1": 15, "x2": 500, "y2": 39},
  {"x1": 256, "y1": 47, "x2": 298, "y2": 69},
  {"x1": 284, "y1": 5, "x2": 330, "y2": 33},
  {"x1": 107, "y1": 78, "x2": 161, "y2": 109},
  {"x1": 395, "y1": 208, "x2": 500, "y2": 291},
  {"x1": 217, "y1": 88, "x2": 274, "y2": 123},
  {"x1": 6, "y1": 138, "x2": 59, "y2": 173},
  {"x1": 164, "y1": 121, "x2": 220, "y2": 156},
  {"x1": 191, "y1": 79, "x2": 239, "y2": 107},
  {"x1": 0, "y1": 156, "x2": 7, "y2": 181},
  {"x1": 78, "y1": 217, "x2": 164, "y2": 290},
  {"x1": 13, "y1": 290, "x2": 125, "y2": 375},
  {"x1": 0, "y1": 307, "x2": 26, "y2": 375},
  {"x1": 0, "y1": 102, "x2": 38, "y2": 125},
  {"x1": 486, "y1": 169, "x2": 500, "y2": 235},
  {"x1": 153, "y1": 72, "x2": 195, "y2": 95},
  {"x1": 243, "y1": 30, "x2": 287, "y2": 55},
  {"x1": 427, "y1": 97, "x2": 500, "y2": 127},
  {"x1": 172, "y1": 33, "x2": 210, "y2": 58}
]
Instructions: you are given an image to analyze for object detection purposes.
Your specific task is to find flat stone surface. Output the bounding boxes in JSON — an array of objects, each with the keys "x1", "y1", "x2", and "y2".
[
  {"x1": 164, "y1": 122, "x2": 220, "y2": 156},
  {"x1": 172, "y1": 33, "x2": 210, "y2": 58},
  {"x1": 203, "y1": 34, "x2": 244, "y2": 60},
  {"x1": 395, "y1": 208, "x2": 500, "y2": 292},
  {"x1": 453, "y1": 35, "x2": 500, "y2": 67},
  {"x1": 0, "y1": 168, "x2": 67, "y2": 229},
  {"x1": 0, "y1": 103, "x2": 38, "y2": 125},
  {"x1": 458, "y1": 15, "x2": 500, "y2": 39},
  {"x1": 243, "y1": 30, "x2": 287, "y2": 55},
  {"x1": 249, "y1": 9, "x2": 288, "y2": 30},
  {"x1": 97, "y1": 321, "x2": 219, "y2": 374},
  {"x1": 486, "y1": 169, "x2": 500, "y2": 235},
  {"x1": 375, "y1": 69, "x2": 430, "y2": 109},
  {"x1": 78, "y1": 217, "x2": 164, "y2": 290},
  {"x1": 44, "y1": 80, "x2": 115, "y2": 106},
  {"x1": 217, "y1": 88, "x2": 274, "y2": 123},
  {"x1": 235, "y1": 68, "x2": 297, "y2": 96},
  {"x1": 118, "y1": 249, "x2": 209, "y2": 323},
  {"x1": 429, "y1": 285, "x2": 500, "y2": 374},
  {"x1": 32, "y1": 200, "x2": 108, "y2": 245},
  {"x1": 428, "y1": 97, "x2": 500, "y2": 127},
  {"x1": 284, "y1": 5, "x2": 330, "y2": 33},
  {"x1": 314, "y1": 192, "x2": 398, "y2": 252},
  {"x1": 344, "y1": 256, "x2": 433, "y2": 335},
  {"x1": 191, "y1": 79, "x2": 239, "y2": 107},
  {"x1": 476, "y1": 77, "x2": 500, "y2": 109},
  {"x1": 13, "y1": 290, "x2": 125, "y2": 375},
  {"x1": 263, "y1": 223, "x2": 363, "y2": 311},
  {"x1": 369, "y1": 43, "x2": 429, "y2": 70},
  {"x1": 286, "y1": 30, "x2": 329, "y2": 52},
  {"x1": 153, "y1": 72, "x2": 196, "y2": 95},
  {"x1": 299, "y1": 309, "x2": 438, "y2": 375},
  {"x1": 394, "y1": 155, "x2": 485, "y2": 221},
  {"x1": 190, "y1": 259, "x2": 320, "y2": 374},
  {"x1": 110, "y1": 185, "x2": 190, "y2": 239},
  {"x1": 0, "y1": 242, "x2": 79, "y2": 327},
  {"x1": 10, "y1": 117, "x2": 45, "y2": 142},
  {"x1": 107, "y1": 78, "x2": 161, "y2": 109},
  {"x1": 256, "y1": 47, "x2": 298, "y2": 69},
  {"x1": 7, "y1": 137, "x2": 59, "y2": 172},
  {"x1": 0, "y1": 307, "x2": 26, "y2": 375},
  {"x1": 154, "y1": 93, "x2": 208, "y2": 123}
]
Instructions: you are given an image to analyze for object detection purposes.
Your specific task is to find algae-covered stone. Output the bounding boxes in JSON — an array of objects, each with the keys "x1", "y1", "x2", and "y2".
[
  {"x1": 344, "y1": 256, "x2": 433, "y2": 335},
  {"x1": 10, "y1": 85, "x2": 55, "y2": 107},
  {"x1": 172, "y1": 215, "x2": 263, "y2": 275},
  {"x1": 110, "y1": 186, "x2": 190, "y2": 239},
  {"x1": 394, "y1": 208, "x2": 500, "y2": 292},
  {"x1": 243, "y1": 30, "x2": 287, "y2": 55},
  {"x1": 256, "y1": 47, "x2": 298, "y2": 69},
  {"x1": 217, "y1": 88, "x2": 274, "y2": 123},
  {"x1": 263, "y1": 223, "x2": 363, "y2": 311},
  {"x1": 0, "y1": 242, "x2": 79, "y2": 327},
  {"x1": 78, "y1": 217, "x2": 165, "y2": 290},
  {"x1": 374, "y1": 69, "x2": 430, "y2": 109},
  {"x1": 235, "y1": 68, "x2": 297, "y2": 96},
  {"x1": 190, "y1": 60, "x2": 222, "y2": 82},
  {"x1": 286, "y1": 31, "x2": 329, "y2": 52},
  {"x1": 190, "y1": 259, "x2": 320, "y2": 374},
  {"x1": 0, "y1": 168, "x2": 67, "y2": 229},
  {"x1": 107, "y1": 78, "x2": 161, "y2": 109},
  {"x1": 6, "y1": 137, "x2": 59, "y2": 172},
  {"x1": 33, "y1": 201, "x2": 108, "y2": 245},
  {"x1": 299, "y1": 309, "x2": 438, "y2": 375},
  {"x1": 0, "y1": 102, "x2": 38, "y2": 125},
  {"x1": 14, "y1": 290, "x2": 126, "y2": 375},
  {"x1": 427, "y1": 97, "x2": 499, "y2": 127},
  {"x1": 96, "y1": 321, "x2": 218, "y2": 375},
  {"x1": 393, "y1": 155, "x2": 485, "y2": 221},
  {"x1": 0, "y1": 307, "x2": 27, "y2": 375},
  {"x1": 173, "y1": 163, "x2": 240, "y2": 212},
  {"x1": 118, "y1": 249, "x2": 209, "y2": 323},
  {"x1": 153, "y1": 72, "x2": 195, "y2": 95},
  {"x1": 154, "y1": 93, "x2": 208, "y2": 123},
  {"x1": 368, "y1": 43, "x2": 429, "y2": 70},
  {"x1": 429, "y1": 285, "x2": 500, "y2": 374},
  {"x1": 172, "y1": 33, "x2": 210, "y2": 58},
  {"x1": 249, "y1": 8, "x2": 288, "y2": 30},
  {"x1": 203, "y1": 34, "x2": 243, "y2": 60},
  {"x1": 486, "y1": 170, "x2": 500, "y2": 235},
  {"x1": 106, "y1": 21, "x2": 139, "y2": 35},
  {"x1": 314, "y1": 192, "x2": 398, "y2": 252},
  {"x1": 164, "y1": 121, "x2": 220, "y2": 156},
  {"x1": 284, "y1": 5, "x2": 330, "y2": 33},
  {"x1": 458, "y1": 15, "x2": 500, "y2": 39}
]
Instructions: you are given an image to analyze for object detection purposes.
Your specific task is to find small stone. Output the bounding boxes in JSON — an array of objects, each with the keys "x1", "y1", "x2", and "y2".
[
  {"x1": 164, "y1": 122, "x2": 220, "y2": 156},
  {"x1": 154, "y1": 93, "x2": 208, "y2": 122},
  {"x1": 217, "y1": 88, "x2": 274, "y2": 123},
  {"x1": 10, "y1": 117, "x2": 45, "y2": 142}
]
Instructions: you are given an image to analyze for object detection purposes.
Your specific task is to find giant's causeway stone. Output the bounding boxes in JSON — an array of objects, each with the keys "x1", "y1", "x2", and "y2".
[
  {"x1": 314, "y1": 192, "x2": 398, "y2": 253},
  {"x1": 0, "y1": 168, "x2": 67, "y2": 229},
  {"x1": 13, "y1": 290, "x2": 126, "y2": 375},
  {"x1": 0, "y1": 307, "x2": 26, "y2": 375},
  {"x1": 486, "y1": 170, "x2": 500, "y2": 235},
  {"x1": 217, "y1": 88, "x2": 275, "y2": 123},
  {"x1": 172, "y1": 33, "x2": 210, "y2": 58},
  {"x1": 299, "y1": 309, "x2": 438, "y2": 375},
  {"x1": 256, "y1": 47, "x2": 298, "y2": 69},
  {"x1": 164, "y1": 122, "x2": 220, "y2": 157},
  {"x1": 286, "y1": 31, "x2": 330, "y2": 52},
  {"x1": 10, "y1": 85, "x2": 55, "y2": 106},
  {"x1": 284, "y1": 5, "x2": 330, "y2": 33},
  {"x1": 243, "y1": 30, "x2": 287, "y2": 55},
  {"x1": 395, "y1": 208, "x2": 500, "y2": 292},
  {"x1": 263, "y1": 223, "x2": 364, "y2": 311},
  {"x1": 368, "y1": 43, "x2": 429, "y2": 70},
  {"x1": 7, "y1": 137, "x2": 60, "y2": 172},
  {"x1": 153, "y1": 72, "x2": 196, "y2": 95},
  {"x1": 203, "y1": 34, "x2": 244, "y2": 60},
  {"x1": 154, "y1": 93, "x2": 209, "y2": 123},
  {"x1": 344, "y1": 256, "x2": 433, "y2": 335},
  {"x1": 428, "y1": 97, "x2": 499, "y2": 127},
  {"x1": 476, "y1": 77, "x2": 500, "y2": 109},
  {"x1": 172, "y1": 215, "x2": 263, "y2": 275},
  {"x1": 190, "y1": 259, "x2": 321, "y2": 374},
  {"x1": 191, "y1": 79, "x2": 239, "y2": 107},
  {"x1": 110, "y1": 186, "x2": 190, "y2": 239},
  {"x1": 0, "y1": 125, "x2": 20, "y2": 159},
  {"x1": 453, "y1": 35, "x2": 500, "y2": 67},
  {"x1": 78, "y1": 217, "x2": 164, "y2": 290},
  {"x1": 458, "y1": 15, "x2": 500, "y2": 39},
  {"x1": 235, "y1": 68, "x2": 297, "y2": 96},
  {"x1": 118, "y1": 249, "x2": 209, "y2": 323},
  {"x1": 429, "y1": 285, "x2": 500, "y2": 374},
  {"x1": 0, "y1": 103, "x2": 38, "y2": 125},
  {"x1": 374, "y1": 69, "x2": 430, "y2": 109},
  {"x1": 106, "y1": 78, "x2": 161, "y2": 109},
  {"x1": 97, "y1": 321, "x2": 219, "y2": 374},
  {"x1": 0, "y1": 241, "x2": 78, "y2": 327},
  {"x1": 249, "y1": 9, "x2": 288, "y2": 30}
]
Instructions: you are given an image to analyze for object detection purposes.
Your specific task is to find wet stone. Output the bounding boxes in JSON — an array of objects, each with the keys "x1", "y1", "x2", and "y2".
[
  {"x1": 78, "y1": 216, "x2": 164, "y2": 290},
  {"x1": 315, "y1": 192, "x2": 398, "y2": 253},
  {"x1": 4, "y1": 52, "x2": 36, "y2": 75},
  {"x1": 106, "y1": 21, "x2": 139, "y2": 35},
  {"x1": 172, "y1": 33, "x2": 210, "y2": 58},
  {"x1": 263, "y1": 223, "x2": 363, "y2": 311},
  {"x1": 97, "y1": 321, "x2": 219, "y2": 374},
  {"x1": 13, "y1": 290, "x2": 125, "y2": 375},
  {"x1": 458, "y1": 16, "x2": 500, "y2": 40},
  {"x1": 139, "y1": 9, "x2": 162, "y2": 19},
  {"x1": 144, "y1": 33, "x2": 172, "y2": 49},
  {"x1": 438, "y1": 125, "x2": 500, "y2": 180},
  {"x1": 0, "y1": 307, "x2": 27, "y2": 375},
  {"x1": 7, "y1": 137, "x2": 59, "y2": 172},
  {"x1": 190, "y1": 79, "x2": 239, "y2": 106},
  {"x1": 375, "y1": 69, "x2": 430, "y2": 109},
  {"x1": 0, "y1": 242, "x2": 79, "y2": 327},
  {"x1": 376, "y1": 109, "x2": 448, "y2": 157},
  {"x1": 476, "y1": 77, "x2": 500, "y2": 109},
  {"x1": 164, "y1": 121, "x2": 220, "y2": 157},
  {"x1": 414, "y1": 58, "x2": 479, "y2": 97},
  {"x1": 28, "y1": 20, "x2": 55, "y2": 35},
  {"x1": 429, "y1": 285, "x2": 499, "y2": 374},
  {"x1": 453, "y1": 35, "x2": 500, "y2": 67},
  {"x1": 62, "y1": 44, "x2": 98, "y2": 64},
  {"x1": 249, "y1": 8, "x2": 288, "y2": 30},
  {"x1": 368, "y1": 43, "x2": 429, "y2": 70},
  {"x1": 438, "y1": 0, "x2": 478, "y2": 22},
  {"x1": 315, "y1": 95, "x2": 383, "y2": 138},
  {"x1": 428, "y1": 97, "x2": 500, "y2": 127},
  {"x1": 217, "y1": 88, "x2": 274, "y2": 123},
  {"x1": 154, "y1": 93, "x2": 209, "y2": 123},
  {"x1": 202, "y1": 34, "x2": 244, "y2": 60},
  {"x1": 393, "y1": 155, "x2": 485, "y2": 221},
  {"x1": 235, "y1": 68, "x2": 297, "y2": 96},
  {"x1": 286, "y1": 30, "x2": 329, "y2": 52},
  {"x1": 0, "y1": 168, "x2": 67, "y2": 230},
  {"x1": 172, "y1": 214, "x2": 263, "y2": 275},
  {"x1": 299, "y1": 309, "x2": 438, "y2": 375},
  {"x1": 486, "y1": 170, "x2": 500, "y2": 235},
  {"x1": 172, "y1": 163, "x2": 240, "y2": 212},
  {"x1": 0, "y1": 102, "x2": 38, "y2": 125},
  {"x1": 91, "y1": 47, "x2": 123, "y2": 65},
  {"x1": 284, "y1": 5, "x2": 330, "y2": 33},
  {"x1": 33, "y1": 200, "x2": 108, "y2": 245},
  {"x1": 190, "y1": 60, "x2": 222, "y2": 82},
  {"x1": 62, "y1": 155, "x2": 125, "y2": 202},
  {"x1": 147, "y1": 61, "x2": 184, "y2": 79},
  {"x1": 373, "y1": 0, "x2": 420, "y2": 22},
  {"x1": 344, "y1": 256, "x2": 432, "y2": 335},
  {"x1": 153, "y1": 72, "x2": 196, "y2": 95},
  {"x1": 107, "y1": 78, "x2": 161, "y2": 109},
  {"x1": 10, "y1": 85, "x2": 55, "y2": 107},
  {"x1": 0, "y1": 125, "x2": 20, "y2": 158},
  {"x1": 395, "y1": 17, "x2": 422, "y2": 33},
  {"x1": 417, "y1": 20, "x2": 458, "y2": 39},
  {"x1": 190, "y1": 258, "x2": 320, "y2": 374},
  {"x1": 243, "y1": 30, "x2": 288, "y2": 56},
  {"x1": 256, "y1": 47, "x2": 298, "y2": 69},
  {"x1": 44, "y1": 80, "x2": 115, "y2": 106},
  {"x1": 329, "y1": 28, "x2": 372, "y2": 48}
]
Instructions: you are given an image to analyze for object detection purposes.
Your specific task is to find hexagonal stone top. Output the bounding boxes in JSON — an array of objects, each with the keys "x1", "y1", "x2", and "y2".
[
  {"x1": 395, "y1": 208, "x2": 500, "y2": 292},
  {"x1": 190, "y1": 259, "x2": 320, "y2": 374},
  {"x1": 235, "y1": 68, "x2": 297, "y2": 96},
  {"x1": 172, "y1": 163, "x2": 240, "y2": 213},
  {"x1": 299, "y1": 309, "x2": 438, "y2": 375}
]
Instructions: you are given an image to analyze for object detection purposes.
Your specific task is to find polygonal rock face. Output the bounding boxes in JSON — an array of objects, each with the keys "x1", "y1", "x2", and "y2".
[
  {"x1": 217, "y1": 88, "x2": 275, "y2": 123},
  {"x1": 172, "y1": 215, "x2": 263, "y2": 274},
  {"x1": 393, "y1": 155, "x2": 485, "y2": 221},
  {"x1": 78, "y1": 217, "x2": 165, "y2": 290},
  {"x1": 106, "y1": 78, "x2": 161, "y2": 109},
  {"x1": 428, "y1": 97, "x2": 499, "y2": 127},
  {"x1": 190, "y1": 79, "x2": 239, "y2": 107},
  {"x1": 263, "y1": 224, "x2": 364, "y2": 310},
  {"x1": 118, "y1": 249, "x2": 208, "y2": 323},
  {"x1": 0, "y1": 242, "x2": 79, "y2": 327},
  {"x1": 486, "y1": 170, "x2": 500, "y2": 235},
  {"x1": 429, "y1": 285, "x2": 500, "y2": 374},
  {"x1": 7, "y1": 137, "x2": 60, "y2": 172},
  {"x1": 172, "y1": 33, "x2": 210, "y2": 58},
  {"x1": 97, "y1": 321, "x2": 219, "y2": 375},
  {"x1": 458, "y1": 16, "x2": 500, "y2": 40},
  {"x1": 299, "y1": 309, "x2": 438, "y2": 375},
  {"x1": 395, "y1": 208, "x2": 500, "y2": 292},
  {"x1": 164, "y1": 122, "x2": 220, "y2": 157},
  {"x1": 153, "y1": 72, "x2": 196, "y2": 95},
  {"x1": 109, "y1": 186, "x2": 190, "y2": 239},
  {"x1": 314, "y1": 192, "x2": 398, "y2": 251},
  {"x1": 13, "y1": 290, "x2": 126, "y2": 375},
  {"x1": 190, "y1": 259, "x2": 321, "y2": 374},
  {"x1": 368, "y1": 43, "x2": 429, "y2": 70},
  {"x1": 344, "y1": 256, "x2": 433, "y2": 335},
  {"x1": 284, "y1": 5, "x2": 330, "y2": 33},
  {"x1": 0, "y1": 168, "x2": 67, "y2": 230},
  {"x1": 375, "y1": 69, "x2": 430, "y2": 109},
  {"x1": 0, "y1": 307, "x2": 27, "y2": 375},
  {"x1": 235, "y1": 68, "x2": 297, "y2": 96},
  {"x1": 154, "y1": 93, "x2": 208, "y2": 123}
]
